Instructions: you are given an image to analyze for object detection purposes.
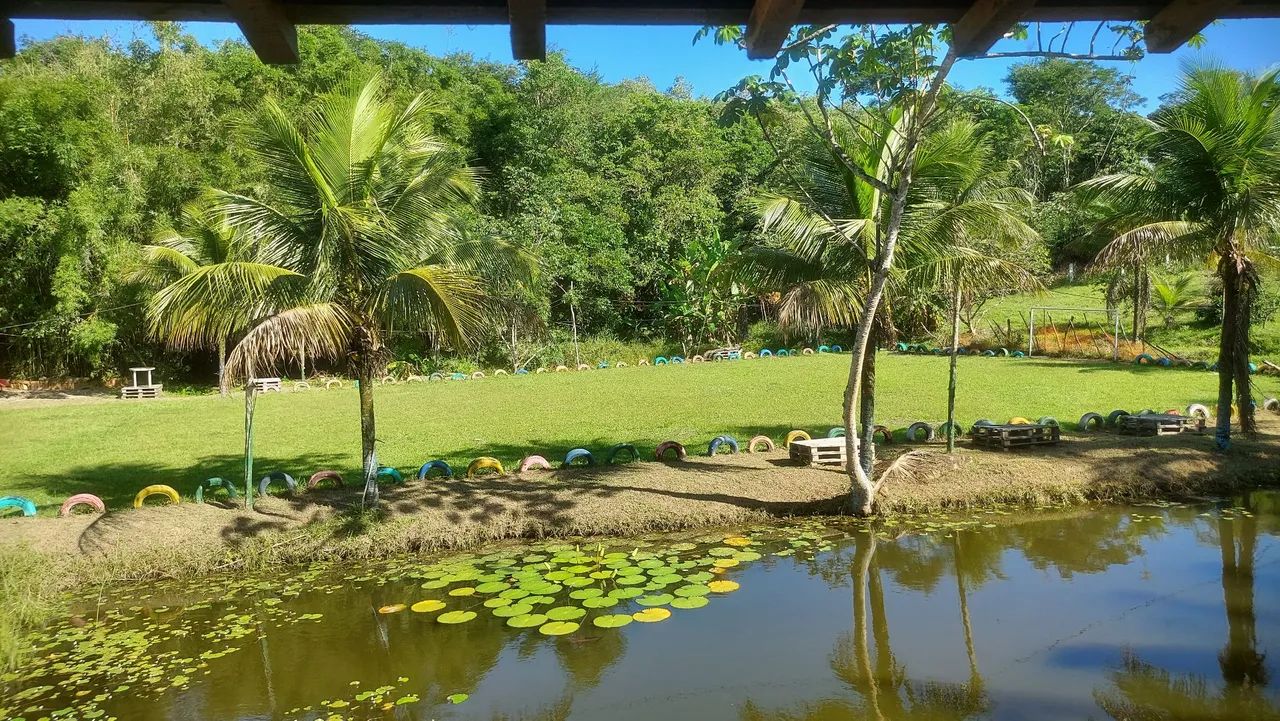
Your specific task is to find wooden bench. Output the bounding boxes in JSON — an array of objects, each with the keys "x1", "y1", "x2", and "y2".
[
  {"x1": 1117, "y1": 413, "x2": 1204, "y2": 436},
  {"x1": 790, "y1": 437, "x2": 846, "y2": 466},
  {"x1": 120, "y1": 366, "x2": 162, "y2": 399},
  {"x1": 704, "y1": 346, "x2": 743, "y2": 361},
  {"x1": 971, "y1": 423, "x2": 1061, "y2": 450},
  {"x1": 249, "y1": 377, "x2": 283, "y2": 393}
]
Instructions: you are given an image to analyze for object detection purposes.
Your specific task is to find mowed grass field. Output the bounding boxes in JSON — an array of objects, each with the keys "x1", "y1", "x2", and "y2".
[{"x1": 3, "y1": 353, "x2": 1277, "y2": 511}]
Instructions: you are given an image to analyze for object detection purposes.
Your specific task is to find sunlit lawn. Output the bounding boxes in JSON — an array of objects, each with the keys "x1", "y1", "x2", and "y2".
[{"x1": 3, "y1": 353, "x2": 1274, "y2": 510}]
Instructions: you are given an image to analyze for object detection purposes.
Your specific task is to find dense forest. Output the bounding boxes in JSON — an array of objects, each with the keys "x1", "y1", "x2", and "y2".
[{"x1": 0, "y1": 23, "x2": 1194, "y2": 383}]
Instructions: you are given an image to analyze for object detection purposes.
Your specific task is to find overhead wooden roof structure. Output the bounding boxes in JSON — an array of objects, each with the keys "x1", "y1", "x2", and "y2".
[{"x1": 4, "y1": 0, "x2": 1274, "y2": 65}]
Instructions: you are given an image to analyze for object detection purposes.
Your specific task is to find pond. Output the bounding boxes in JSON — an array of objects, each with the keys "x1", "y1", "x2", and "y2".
[{"x1": 3, "y1": 492, "x2": 1278, "y2": 721}]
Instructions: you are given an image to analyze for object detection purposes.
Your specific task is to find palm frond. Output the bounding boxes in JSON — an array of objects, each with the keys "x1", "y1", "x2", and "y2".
[
  {"x1": 147, "y1": 262, "x2": 303, "y2": 350},
  {"x1": 226, "y1": 303, "x2": 352, "y2": 381}
]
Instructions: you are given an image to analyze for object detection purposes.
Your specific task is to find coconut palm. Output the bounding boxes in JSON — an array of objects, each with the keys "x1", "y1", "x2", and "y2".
[
  {"x1": 148, "y1": 75, "x2": 534, "y2": 505},
  {"x1": 131, "y1": 201, "x2": 247, "y2": 395},
  {"x1": 1151, "y1": 273, "x2": 1198, "y2": 329},
  {"x1": 1079, "y1": 64, "x2": 1280, "y2": 444}
]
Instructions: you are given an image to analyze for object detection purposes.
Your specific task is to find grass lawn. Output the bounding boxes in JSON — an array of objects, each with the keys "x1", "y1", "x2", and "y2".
[{"x1": 5, "y1": 353, "x2": 1276, "y2": 512}]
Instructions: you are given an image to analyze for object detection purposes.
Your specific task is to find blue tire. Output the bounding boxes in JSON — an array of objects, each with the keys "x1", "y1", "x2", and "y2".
[
  {"x1": 376, "y1": 466, "x2": 403, "y2": 484},
  {"x1": 776, "y1": 349, "x2": 789, "y2": 357},
  {"x1": 671, "y1": 356, "x2": 685, "y2": 364},
  {"x1": 515, "y1": 368, "x2": 529, "y2": 375},
  {"x1": 827, "y1": 427, "x2": 845, "y2": 438},
  {"x1": 707, "y1": 435, "x2": 739, "y2": 455},
  {"x1": 1134, "y1": 353, "x2": 1156, "y2": 365},
  {"x1": 655, "y1": 356, "x2": 669, "y2": 365},
  {"x1": 982, "y1": 350, "x2": 996, "y2": 357},
  {"x1": 417, "y1": 460, "x2": 454, "y2": 479},
  {"x1": 831, "y1": 345, "x2": 843, "y2": 352},
  {"x1": 0, "y1": 496, "x2": 37, "y2": 517},
  {"x1": 1157, "y1": 357, "x2": 1173, "y2": 367},
  {"x1": 564, "y1": 448, "x2": 594, "y2": 467},
  {"x1": 759, "y1": 349, "x2": 772, "y2": 357},
  {"x1": 258, "y1": 471, "x2": 297, "y2": 497},
  {"x1": 818, "y1": 345, "x2": 831, "y2": 353}
]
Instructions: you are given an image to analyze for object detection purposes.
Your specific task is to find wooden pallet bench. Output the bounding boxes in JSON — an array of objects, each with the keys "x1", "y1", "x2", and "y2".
[
  {"x1": 249, "y1": 377, "x2": 283, "y2": 393},
  {"x1": 120, "y1": 385, "x2": 162, "y2": 399},
  {"x1": 970, "y1": 423, "x2": 1060, "y2": 451},
  {"x1": 790, "y1": 437, "x2": 846, "y2": 466},
  {"x1": 1117, "y1": 413, "x2": 1204, "y2": 437}
]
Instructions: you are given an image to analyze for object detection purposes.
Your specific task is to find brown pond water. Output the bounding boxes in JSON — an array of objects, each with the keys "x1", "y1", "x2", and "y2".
[{"x1": 2, "y1": 491, "x2": 1278, "y2": 721}]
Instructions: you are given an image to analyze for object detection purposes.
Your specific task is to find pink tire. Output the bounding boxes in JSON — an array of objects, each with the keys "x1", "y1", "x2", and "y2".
[
  {"x1": 59, "y1": 493, "x2": 106, "y2": 518},
  {"x1": 307, "y1": 470, "x2": 344, "y2": 489},
  {"x1": 655, "y1": 441, "x2": 687, "y2": 462},
  {"x1": 519, "y1": 455, "x2": 552, "y2": 472}
]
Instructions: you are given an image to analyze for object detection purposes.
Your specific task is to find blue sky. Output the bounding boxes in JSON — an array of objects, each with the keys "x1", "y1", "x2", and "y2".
[{"x1": 12, "y1": 18, "x2": 1280, "y2": 111}]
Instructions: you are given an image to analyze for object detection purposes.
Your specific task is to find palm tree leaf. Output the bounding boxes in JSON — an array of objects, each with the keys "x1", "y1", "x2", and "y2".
[{"x1": 226, "y1": 303, "x2": 352, "y2": 381}]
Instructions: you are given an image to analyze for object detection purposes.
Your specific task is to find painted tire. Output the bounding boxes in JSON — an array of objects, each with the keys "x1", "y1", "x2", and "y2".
[
  {"x1": 776, "y1": 349, "x2": 789, "y2": 357},
  {"x1": 1008, "y1": 417, "x2": 1033, "y2": 425},
  {"x1": 1264, "y1": 398, "x2": 1280, "y2": 412},
  {"x1": 563, "y1": 448, "x2": 594, "y2": 467},
  {"x1": 535, "y1": 368, "x2": 547, "y2": 374},
  {"x1": 494, "y1": 369, "x2": 508, "y2": 376},
  {"x1": 294, "y1": 381, "x2": 310, "y2": 390},
  {"x1": 707, "y1": 435, "x2": 739, "y2": 456},
  {"x1": 655, "y1": 440, "x2": 688, "y2": 461},
  {"x1": 1193, "y1": 361, "x2": 1211, "y2": 370},
  {"x1": 1036, "y1": 416, "x2": 1059, "y2": 427},
  {"x1": 895, "y1": 342, "x2": 910, "y2": 352},
  {"x1": 450, "y1": 372, "x2": 467, "y2": 381},
  {"x1": 671, "y1": 356, "x2": 685, "y2": 364},
  {"x1": 802, "y1": 348, "x2": 814, "y2": 356},
  {"x1": 938, "y1": 421, "x2": 965, "y2": 438},
  {"x1": 759, "y1": 349, "x2": 773, "y2": 358},
  {"x1": 307, "y1": 470, "x2": 344, "y2": 490},
  {"x1": 1163, "y1": 408, "x2": 1182, "y2": 415},
  {"x1": 1136, "y1": 409, "x2": 1156, "y2": 416},
  {"x1": 607, "y1": 443, "x2": 639, "y2": 464},
  {"x1": 615, "y1": 362, "x2": 627, "y2": 368},
  {"x1": 0, "y1": 496, "x2": 38, "y2": 517},
  {"x1": 195, "y1": 477, "x2": 238, "y2": 503},
  {"x1": 516, "y1": 369, "x2": 530, "y2": 375},
  {"x1": 577, "y1": 364, "x2": 591, "y2": 371},
  {"x1": 818, "y1": 345, "x2": 831, "y2": 353},
  {"x1": 375, "y1": 467, "x2": 404, "y2": 484},
  {"x1": 1012, "y1": 351, "x2": 1026, "y2": 358},
  {"x1": 997, "y1": 348, "x2": 1010, "y2": 356},
  {"x1": 381, "y1": 375, "x2": 398, "y2": 385},
  {"x1": 655, "y1": 357, "x2": 669, "y2": 365},
  {"x1": 467, "y1": 457, "x2": 504, "y2": 478},
  {"x1": 133, "y1": 485, "x2": 180, "y2": 508},
  {"x1": 972, "y1": 419, "x2": 994, "y2": 428},
  {"x1": 1156, "y1": 357, "x2": 1173, "y2": 367},
  {"x1": 555, "y1": 365, "x2": 569, "y2": 373},
  {"x1": 906, "y1": 422, "x2": 935, "y2": 442},
  {"x1": 1106, "y1": 410, "x2": 1130, "y2": 426},
  {"x1": 744, "y1": 352, "x2": 757, "y2": 359},
  {"x1": 597, "y1": 361, "x2": 610, "y2": 369},
  {"x1": 407, "y1": 375, "x2": 427, "y2": 382},
  {"x1": 428, "y1": 373, "x2": 444, "y2": 382},
  {"x1": 638, "y1": 359, "x2": 651, "y2": 366},
  {"x1": 471, "y1": 371, "x2": 486, "y2": 379},
  {"x1": 58, "y1": 493, "x2": 105, "y2": 517},
  {"x1": 519, "y1": 455, "x2": 552, "y2": 472},
  {"x1": 1134, "y1": 353, "x2": 1156, "y2": 365},
  {"x1": 258, "y1": 472, "x2": 297, "y2": 496},
  {"x1": 748, "y1": 435, "x2": 775, "y2": 453},
  {"x1": 873, "y1": 425, "x2": 893, "y2": 444},
  {"x1": 691, "y1": 355, "x2": 705, "y2": 363},
  {"x1": 1078, "y1": 413, "x2": 1105, "y2": 431},
  {"x1": 325, "y1": 379, "x2": 343, "y2": 389},
  {"x1": 1186, "y1": 403, "x2": 1211, "y2": 420},
  {"x1": 827, "y1": 426, "x2": 845, "y2": 438},
  {"x1": 932, "y1": 348, "x2": 944, "y2": 355},
  {"x1": 832, "y1": 346, "x2": 843, "y2": 352},
  {"x1": 785, "y1": 430, "x2": 811, "y2": 448},
  {"x1": 417, "y1": 460, "x2": 454, "y2": 479}
]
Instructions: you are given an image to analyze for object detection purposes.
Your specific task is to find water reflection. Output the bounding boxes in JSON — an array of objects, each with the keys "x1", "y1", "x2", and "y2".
[{"x1": 1095, "y1": 491, "x2": 1279, "y2": 720}]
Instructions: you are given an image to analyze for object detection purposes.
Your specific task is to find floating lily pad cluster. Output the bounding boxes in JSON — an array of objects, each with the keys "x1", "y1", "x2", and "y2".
[{"x1": 370, "y1": 533, "x2": 768, "y2": 637}]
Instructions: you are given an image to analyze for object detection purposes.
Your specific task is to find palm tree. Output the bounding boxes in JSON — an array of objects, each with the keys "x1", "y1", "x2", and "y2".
[
  {"x1": 1151, "y1": 273, "x2": 1198, "y2": 330},
  {"x1": 148, "y1": 75, "x2": 534, "y2": 505},
  {"x1": 1080, "y1": 64, "x2": 1280, "y2": 445},
  {"x1": 131, "y1": 201, "x2": 247, "y2": 395}
]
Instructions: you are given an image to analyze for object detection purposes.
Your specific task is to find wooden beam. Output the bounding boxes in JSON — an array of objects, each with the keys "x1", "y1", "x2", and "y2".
[
  {"x1": 2, "y1": 19, "x2": 15, "y2": 59},
  {"x1": 1145, "y1": 0, "x2": 1235, "y2": 52},
  {"x1": 508, "y1": 0, "x2": 546, "y2": 61},
  {"x1": 951, "y1": 0, "x2": 1038, "y2": 56},
  {"x1": 745, "y1": 0, "x2": 805, "y2": 59},
  {"x1": 221, "y1": 0, "x2": 298, "y2": 64}
]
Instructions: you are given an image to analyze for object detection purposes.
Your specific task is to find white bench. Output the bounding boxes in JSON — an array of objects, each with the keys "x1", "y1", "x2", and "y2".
[{"x1": 249, "y1": 377, "x2": 282, "y2": 393}]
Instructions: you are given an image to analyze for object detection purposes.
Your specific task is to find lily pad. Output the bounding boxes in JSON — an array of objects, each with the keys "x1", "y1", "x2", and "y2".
[
  {"x1": 378, "y1": 604, "x2": 407, "y2": 614},
  {"x1": 569, "y1": 588, "x2": 603, "y2": 600},
  {"x1": 674, "y1": 585, "x2": 711, "y2": 597},
  {"x1": 492, "y1": 603, "x2": 534, "y2": 618},
  {"x1": 609, "y1": 587, "x2": 644, "y2": 599},
  {"x1": 592, "y1": 614, "x2": 633, "y2": 628},
  {"x1": 614, "y1": 575, "x2": 647, "y2": 586},
  {"x1": 474, "y1": 582, "x2": 510, "y2": 594},
  {"x1": 545, "y1": 606, "x2": 586, "y2": 621},
  {"x1": 636, "y1": 593, "x2": 674, "y2": 607},
  {"x1": 712, "y1": 558, "x2": 739, "y2": 568},
  {"x1": 723, "y1": 536, "x2": 753, "y2": 547},
  {"x1": 581, "y1": 596, "x2": 618, "y2": 609},
  {"x1": 670, "y1": 596, "x2": 709, "y2": 610},
  {"x1": 506, "y1": 613, "x2": 548, "y2": 628},
  {"x1": 448, "y1": 587, "x2": 477, "y2": 597},
  {"x1": 707, "y1": 580, "x2": 740, "y2": 593},
  {"x1": 410, "y1": 600, "x2": 446, "y2": 613},
  {"x1": 632, "y1": 608, "x2": 672, "y2": 623},
  {"x1": 538, "y1": 621, "x2": 580, "y2": 636},
  {"x1": 483, "y1": 597, "x2": 513, "y2": 608},
  {"x1": 563, "y1": 577, "x2": 594, "y2": 588},
  {"x1": 436, "y1": 611, "x2": 477, "y2": 625},
  {"x1": 500, "y1": 588, "x2": 533, "y2": 600},
  {"x1": 447, "y1": 693, "x2": 469, "y2": 704}
]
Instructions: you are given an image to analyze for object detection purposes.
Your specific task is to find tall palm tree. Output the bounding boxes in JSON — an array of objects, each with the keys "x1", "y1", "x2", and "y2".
[
  {"x1": 148, "y1": 75, "x2": 534, "y2": 505},
  {"x1": 131, "y1": 201, "x2": 247, "y2": 395},
  {"x1": 1079, "y1": 64, "x2": 1280, "y2": 446}
]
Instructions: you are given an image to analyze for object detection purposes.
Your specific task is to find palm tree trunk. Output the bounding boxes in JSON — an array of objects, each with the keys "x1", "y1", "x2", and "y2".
[
  {"x1": 217, "y1": 337, "x2": 229, "y2": 397},
  {"x1": 354, "y1": 324, "x2": 381, "y2": 507},
  {"x1": 947, "y1": 278, "x2": 962, "y2": 453},
  {"x1": 1216, "y1": 256, "x2": 1243, "y2": 448},
  {"x1": 858, "y1": 325, "x2": 877, "y2": 476}
]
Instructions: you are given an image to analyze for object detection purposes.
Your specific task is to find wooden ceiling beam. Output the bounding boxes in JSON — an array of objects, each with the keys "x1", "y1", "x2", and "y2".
[
  {"x1": 745, "y1": 0, "x2": 806, "y2": 59},
  {"x1": 2, "y1": 19, "x2": 15, "y2": 59},
  {"x1": 508, "y1": 0, "x2": 546, "y2": 60},
  {"x1": 951, "y1": 0, "x2": 1038, "y2": 55},
  {"x1": 221, "y1": 0, "x2": 298, "y2": 64},
  {"x1": 1145, "y1": 0, "x2": 1235, "y2": 51}
]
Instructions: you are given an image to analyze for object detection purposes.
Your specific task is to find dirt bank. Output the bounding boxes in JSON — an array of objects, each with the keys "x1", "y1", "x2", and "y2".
[{"x1": 4, "y1": 416, "x2": 1279, "y2": 583}]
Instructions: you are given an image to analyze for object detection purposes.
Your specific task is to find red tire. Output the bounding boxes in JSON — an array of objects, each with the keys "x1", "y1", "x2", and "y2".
[
  {"x1": 519, "y1": 455, "x2": 552, "y2": 472},
  {"x1": 307, "y1": 470, "x2": 344, "y2": 490},
  {"x1": 59, "y1": 493, "x2": 106, "y2": 517},
  {"x1": 655, "y1": 441, "x2": 687, "y2": 462}
]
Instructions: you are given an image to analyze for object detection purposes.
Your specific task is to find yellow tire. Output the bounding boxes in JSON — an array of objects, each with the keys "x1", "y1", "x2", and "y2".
[
  {"x1": 785, "y1": 430, "x2": 811, "y2": 448},
  {"x1": 133, "y1": 484, "x2": 180, "y2": 508},
  {"x1": 802, "y1": 348, "x2": 814, "y2": 355},
  {"x1": 1009, "y1": 417, "x2": 1033, "y2": 425},
  {"x1": 467, "y1": 457, "x2": 505, "y2": 478},
  {"x1": 555, "y1": 365, "x2": 569, "y2": 373}
]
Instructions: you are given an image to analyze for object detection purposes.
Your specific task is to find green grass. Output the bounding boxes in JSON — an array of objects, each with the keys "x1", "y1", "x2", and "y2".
[{"x1": 5, "y1": 353, "x2": 1276, "y2": 512}]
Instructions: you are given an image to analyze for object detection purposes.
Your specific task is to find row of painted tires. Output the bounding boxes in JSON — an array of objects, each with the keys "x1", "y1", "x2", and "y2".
[
  {"x1": 894, "y1": 343, "x2": 1026, "y2": 358},
  {"x1": 1131, "y1": 354, "x2": 1276, "y2": 375}
]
